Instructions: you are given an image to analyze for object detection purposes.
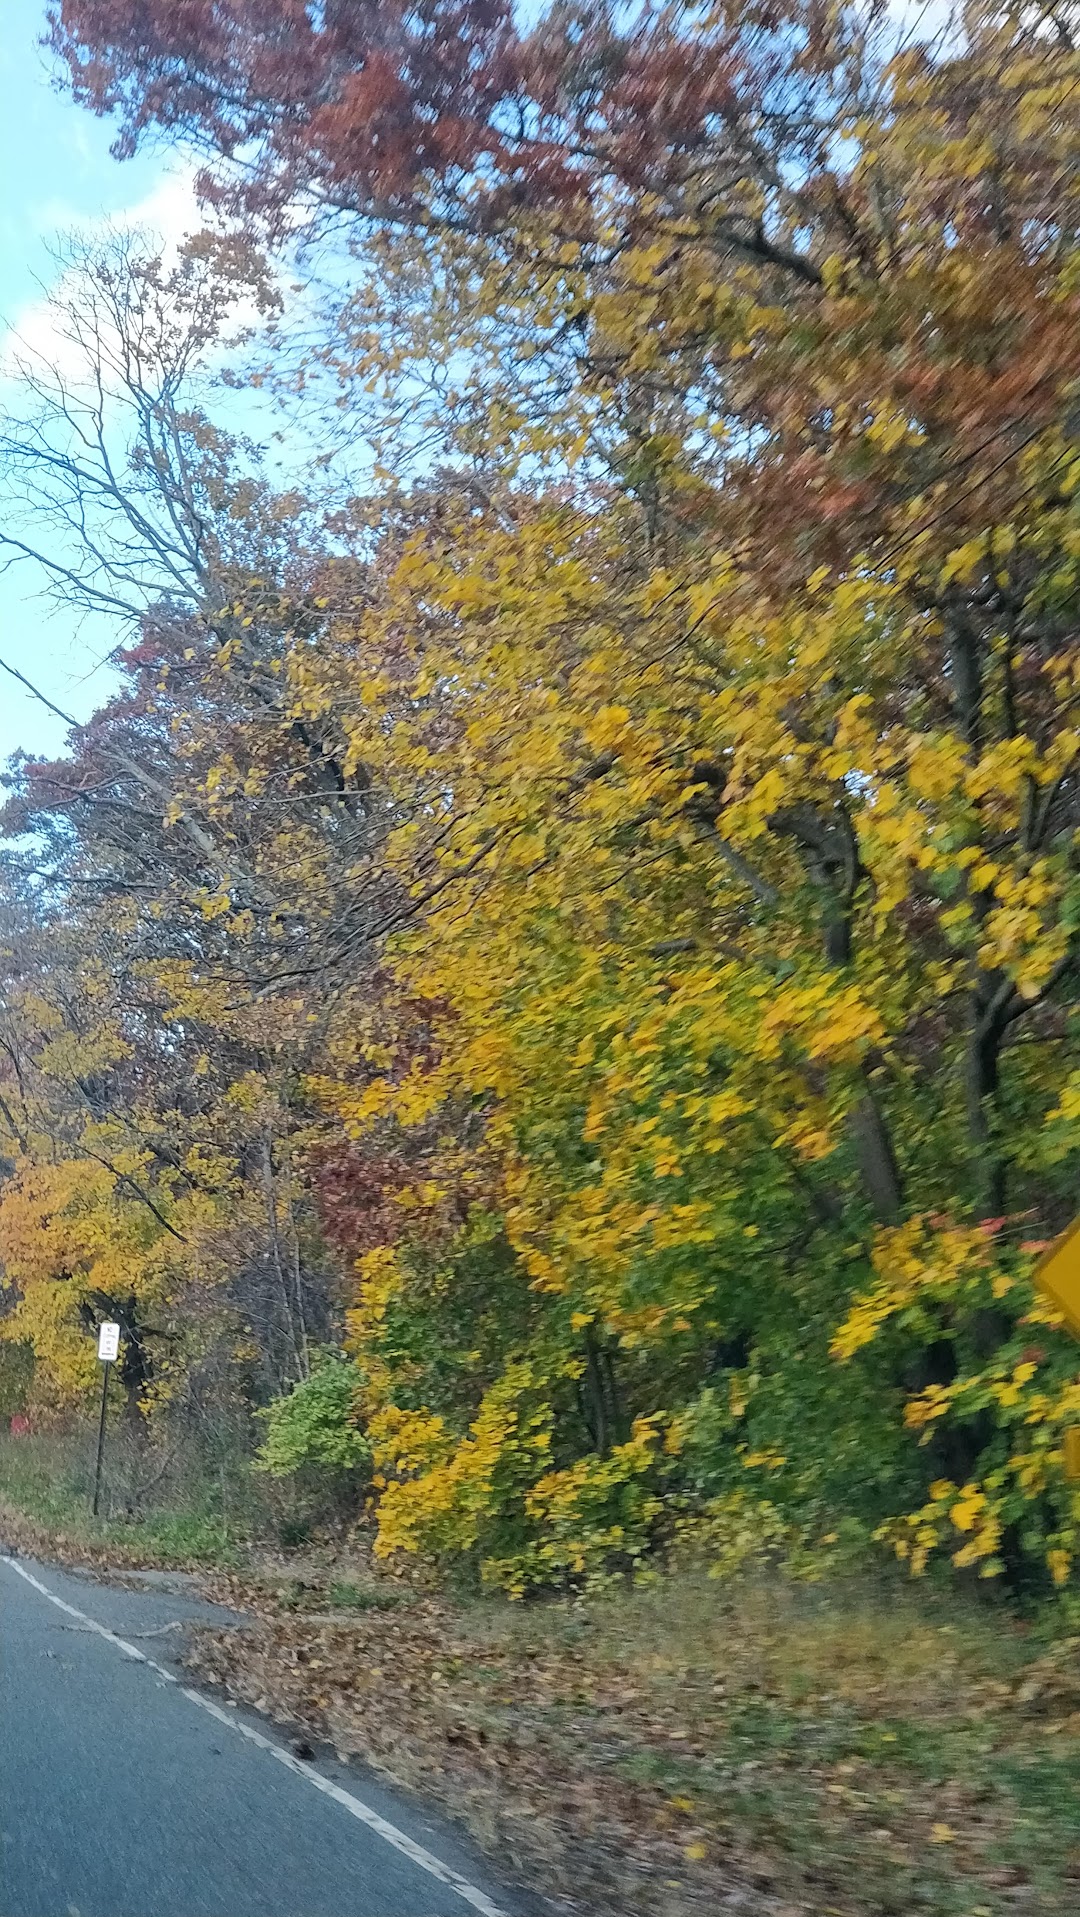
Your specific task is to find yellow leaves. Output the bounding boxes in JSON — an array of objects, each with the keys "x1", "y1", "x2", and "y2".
[
  {"x1": 195, "y1": 885, "x2": 234, "y2": 922},
  {"x1": 832, "y1": 1294, "x2": 890, "y2": 1362},
  {"x1": 759, "y1": 977, "x2": 886, "y2": 1067},
  {"x1": 1013, "y1": 1451, "x2": 1049, "y2": 1495},
  {"x1": 952, "y1": 1516, "x2": 1003, "y2": 1571},
  {"x1": 10, "y1": 0, "x2": 1080, "y2": 1632},
  {"x1": 964, "y1": 734, "x2": 1040, "y2": 809},
  {"x1": 741, "y1": 1447, "x2": 787, "y2": 1471},
  {"x1": 939, "y1": 537, "x2": 991, "y2": 589},
  {"x1": 991, "y1": 1361, "x2": 1038, "y2": 1411},
  {"x1": 949, "y1": 1486, "x2": 985, "y2": 1533},
  {"x1": 371, "y1": 1362, "x2": 553, "y2": 1579},
  {"x1": 864, "y1": 405, "x2": 921, "y2": 455},
  {"x1": 1048, "y1": 1549, "x2": 1071, "y2": 1586},
  {"x1": 906, "y1": 736, "x2": 968, "y2": 804},
  {"x1": 583, "y1": 703, "x2": 633, "y2": 753},
  {"x1": 622, "y1": 239, "x2": 676, "y2": 286},
  {"x1": 350, "y1": 1246, "x2": 407, "y2": 1330},
  {"x1": 0, "y1": 1148, "x2": 195, "y2": 1409},
  {"x1": 904, "y1": 1384, "x2": 953, "y2": 1432},
  {"x1": 833, "y1": 1217, "x2": 1001, "y2": 1363},
  {"x1": 196, "y1": 381, "x2": 1080, "y2": 1601}
]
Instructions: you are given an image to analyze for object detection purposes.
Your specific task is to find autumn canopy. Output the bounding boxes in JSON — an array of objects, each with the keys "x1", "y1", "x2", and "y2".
[{"x1": 0, "y1": 0, "x2": 1077, "y2": 1589}]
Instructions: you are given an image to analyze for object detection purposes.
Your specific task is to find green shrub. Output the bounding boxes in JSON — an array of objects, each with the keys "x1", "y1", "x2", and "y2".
[{"x1": 257, "y1": 1354, "x2": 371, "y2": 1479}]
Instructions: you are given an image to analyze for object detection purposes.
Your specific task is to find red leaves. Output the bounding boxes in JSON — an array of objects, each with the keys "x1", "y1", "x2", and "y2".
[
  {"x1": 49, "y1": 0, "x2": 803, "y2": 235},
  {"x1": 309, "y1": 1139, "x2": 419, "y2": 1256},
  {"x1": 51, "y1": 0, "x2": 522, "y2": 214}
]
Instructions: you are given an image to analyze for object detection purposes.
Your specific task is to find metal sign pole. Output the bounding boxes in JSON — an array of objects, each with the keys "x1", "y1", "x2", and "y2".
[
  {"x1": 92, "y1": 1361, "x2": 110, "y2": 1518},
  {"x1": 92, "y1": 1321, "x2": 121, "y2": 1518}
]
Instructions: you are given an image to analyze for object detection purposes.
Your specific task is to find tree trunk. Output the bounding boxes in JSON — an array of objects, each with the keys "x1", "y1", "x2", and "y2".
[
  {"x1": 851, "y1": 1076, "x2": 904, "y2": 1224},
  {"x1": 967, "y1": 997, "x2": 1008, "y2": 1219}
]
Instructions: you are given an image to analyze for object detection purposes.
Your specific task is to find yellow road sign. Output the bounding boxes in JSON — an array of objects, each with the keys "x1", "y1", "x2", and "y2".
[
  {"x1": 1028, "y1": 1224, "x2": 1080, "y2": 1485},
  {"x1": 1033, "y1": 1216, "x2": 1080, "y2": 1341}
]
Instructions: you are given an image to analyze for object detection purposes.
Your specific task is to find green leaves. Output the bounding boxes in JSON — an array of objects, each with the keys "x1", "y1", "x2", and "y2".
[{"x1": 257, "y1": 1357, "x2": 371, "y2": 1479}]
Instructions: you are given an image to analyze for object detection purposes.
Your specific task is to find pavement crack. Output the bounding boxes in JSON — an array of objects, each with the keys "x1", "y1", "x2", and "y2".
[{"x1": 58, "y1": 1619, "x2": 185, "y2": 1639}]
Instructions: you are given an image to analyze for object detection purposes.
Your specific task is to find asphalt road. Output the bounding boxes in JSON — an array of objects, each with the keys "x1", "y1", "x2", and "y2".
[{"x1": 0, "y1": 1551, "x2": 517, "y2": 1917}]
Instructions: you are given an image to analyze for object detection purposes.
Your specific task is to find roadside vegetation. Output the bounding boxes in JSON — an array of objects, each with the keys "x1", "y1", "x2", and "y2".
[
  {"x1": 189, "y1": 1565, "x2": 1080, "y2": 1917},
  {"x1": 3, "y1": 0, "x2": 1080, "y2": 1906}
]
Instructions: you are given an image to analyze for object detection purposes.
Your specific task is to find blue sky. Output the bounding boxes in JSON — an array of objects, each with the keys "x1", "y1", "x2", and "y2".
[{"x1": 0, "y1": 0, "x2": 182, "y2": 764}]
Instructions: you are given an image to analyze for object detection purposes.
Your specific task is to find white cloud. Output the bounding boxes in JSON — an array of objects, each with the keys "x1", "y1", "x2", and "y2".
[
  {"x1": 0, "y1": 161, "x2": 228, "y2": 391},
  {"x1": 105, "y1": 163, "x2": 208, "y2": 257},
  {"x1": 29, "y1": 158, "x2": 205, "y2": 261}
]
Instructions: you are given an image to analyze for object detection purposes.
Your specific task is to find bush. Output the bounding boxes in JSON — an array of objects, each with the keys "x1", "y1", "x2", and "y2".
[{"x1": 257, "y1": 1355, "x2": 371, "y2": 1479}]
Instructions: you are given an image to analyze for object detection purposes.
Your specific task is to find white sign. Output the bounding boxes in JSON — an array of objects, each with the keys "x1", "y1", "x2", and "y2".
[{"x1": 97, "y1": 1322, "x2": 120, "y2": 1363}]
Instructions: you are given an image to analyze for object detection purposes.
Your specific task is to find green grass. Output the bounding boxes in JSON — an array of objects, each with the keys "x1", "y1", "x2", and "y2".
[
  {"x1": 442, "y1": 1568, "x2": 1080, "y2": 1912},
  {"x1": 0, "y1": 1434, "x2": 92, "y2": 1525},
  {"x1": 0, "y1": 1432, "x2": 248, "y2": 1565},
  {"x1": 326, "y1": 1578, "x2": 405, "y2": 1612}
]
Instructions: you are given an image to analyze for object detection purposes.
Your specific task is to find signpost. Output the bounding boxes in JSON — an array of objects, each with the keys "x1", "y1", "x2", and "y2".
[{"x1": 93, "y1": 1322, "x2": 120, "y2": 1517}]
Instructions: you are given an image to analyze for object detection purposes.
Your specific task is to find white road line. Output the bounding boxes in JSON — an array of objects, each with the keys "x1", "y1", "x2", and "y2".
[{"x1": 1, "y1": 1554, "x2": 507, "y2": 1917}]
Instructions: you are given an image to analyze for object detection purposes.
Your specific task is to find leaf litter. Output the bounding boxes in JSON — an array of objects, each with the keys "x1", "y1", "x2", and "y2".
[{"x1": 7, "y1": 1495, "x2": 1080, "y2": 1916}]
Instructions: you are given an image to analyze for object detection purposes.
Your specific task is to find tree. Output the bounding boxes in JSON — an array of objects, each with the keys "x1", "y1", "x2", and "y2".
[
  {"x1": 0, "y1": 236, "x2": 366, "y2": 1423},
  {"x1": 26, "y1": 0, "x2": 1080, "y2": 1593}
]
